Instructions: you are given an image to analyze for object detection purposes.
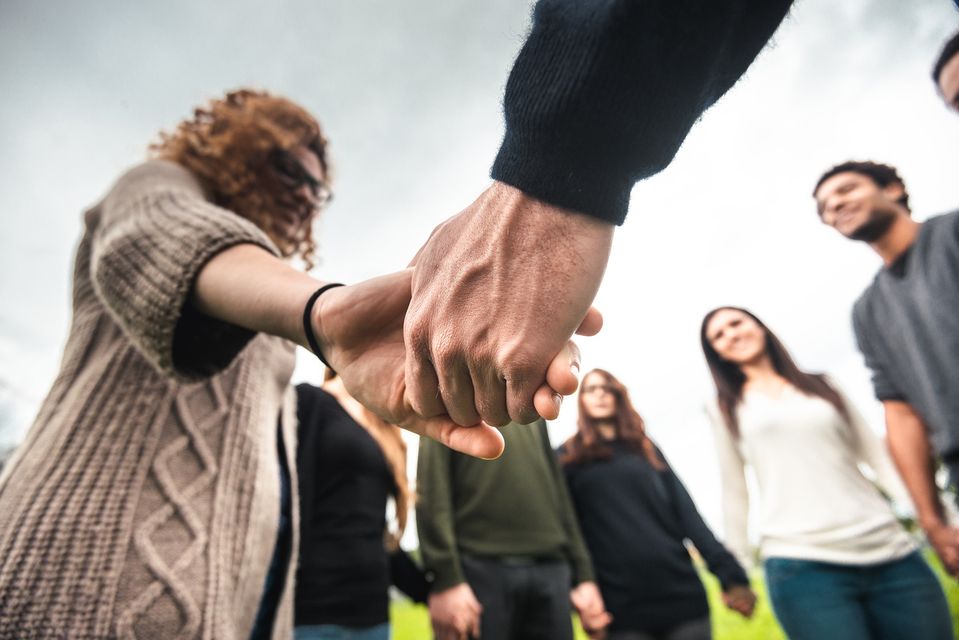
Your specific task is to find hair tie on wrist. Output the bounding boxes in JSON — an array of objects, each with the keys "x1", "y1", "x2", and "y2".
[{"x1": 302, "y1": 283, "x2": 345, "y2": 370}]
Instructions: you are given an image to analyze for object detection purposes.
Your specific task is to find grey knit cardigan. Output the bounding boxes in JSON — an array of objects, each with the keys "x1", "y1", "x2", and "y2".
[{"x1": 0, "y1": 160, "x2": 300, "y2": 639}]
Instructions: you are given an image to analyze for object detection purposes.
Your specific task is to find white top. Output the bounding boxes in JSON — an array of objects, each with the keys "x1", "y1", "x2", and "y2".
[{"x1": 707, "y1": 382, "x2": 916, "y2": 569}]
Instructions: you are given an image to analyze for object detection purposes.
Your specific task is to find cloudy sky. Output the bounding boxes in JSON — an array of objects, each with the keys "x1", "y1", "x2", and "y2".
[{"x1": 1, "y1": 0, "x2": 957, "y2": 545}]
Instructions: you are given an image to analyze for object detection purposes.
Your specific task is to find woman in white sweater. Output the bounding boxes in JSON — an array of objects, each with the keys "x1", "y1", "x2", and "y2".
[{"x1": 700, "y1": 306, "x2": 952, "y2": 640}]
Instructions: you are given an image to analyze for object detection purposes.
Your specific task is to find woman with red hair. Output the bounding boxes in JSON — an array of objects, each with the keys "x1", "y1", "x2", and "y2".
[{"x1": 560, "y1": 369, "x2": 754, "y2": 640}]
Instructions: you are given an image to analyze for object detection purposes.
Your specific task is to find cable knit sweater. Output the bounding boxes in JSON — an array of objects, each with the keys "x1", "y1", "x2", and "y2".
[{"x1": 0, "y1": 160, "x2": 299, "y2": 639}]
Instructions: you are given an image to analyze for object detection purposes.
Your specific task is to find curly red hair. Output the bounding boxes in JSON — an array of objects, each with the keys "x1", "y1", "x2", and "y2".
[{"x1": 150, "y1": 89, "x2": 330, "y2": 269}]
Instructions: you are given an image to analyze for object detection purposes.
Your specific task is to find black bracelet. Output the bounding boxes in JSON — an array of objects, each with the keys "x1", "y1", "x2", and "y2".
[{"x1": 302, "y1": 283, "x2": 345, "y2": 369}]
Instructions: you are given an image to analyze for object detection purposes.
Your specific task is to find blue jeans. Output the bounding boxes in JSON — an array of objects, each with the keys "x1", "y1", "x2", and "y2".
[
  {"x1": 764, "y1": 551, "x2": 953, "y2": 640},
  {"x1": 294, "y1": 622, "x2": 390, "y2": 640}
]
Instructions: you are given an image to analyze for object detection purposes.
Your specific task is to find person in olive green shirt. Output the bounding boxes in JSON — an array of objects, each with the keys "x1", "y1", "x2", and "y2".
[{"x1": 417, "y1": 420, "x2": 611, "y2": 640}]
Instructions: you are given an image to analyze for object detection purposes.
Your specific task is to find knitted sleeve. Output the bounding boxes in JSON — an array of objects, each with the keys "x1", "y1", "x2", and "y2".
[
  {"x1": 541, "y1": 424, "x2": 595, "y2": 584},
  {"x1": 852, "y1": 300, "x2": 905, "y2": 402},
  {"x1": 830, "y1": 380, "x2": 913, "y2": 510},
  {"x1": 492, "y1": 0, "x2": 793, "y2": 224},
  {"x1": 89, "y1": 160, "x2": 280, "y2": 380},
  {"x1": 705, "y1": 400, "x2": 752, "y2": 570},
  {"x1": 415, "y1": 435, "x2": 464, "y2": 591},
  {"x1": 658, "y1": 449, "x2": 749, "y2": 589}
]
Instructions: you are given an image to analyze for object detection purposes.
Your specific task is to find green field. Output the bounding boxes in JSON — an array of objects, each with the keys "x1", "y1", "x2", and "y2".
[{"x1": 391, "y1": 549, "x2": 959, "y2": 639}]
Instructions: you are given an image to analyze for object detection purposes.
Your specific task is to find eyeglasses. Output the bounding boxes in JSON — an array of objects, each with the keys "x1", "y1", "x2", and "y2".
[
  {"x1": 271, "y1": 149, "x2": 334, "y2": 207},
  {"x1": 581, "y1": 384, "x2": 613, "y2": 396}
]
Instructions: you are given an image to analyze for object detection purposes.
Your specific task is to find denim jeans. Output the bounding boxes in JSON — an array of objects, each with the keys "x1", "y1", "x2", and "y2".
[
  {"x1": 294, "y1": 622, "x2": 390, "y2": 640},
  {"x1": 764, "y1": 551, "x2": 952, "y2": 640}
]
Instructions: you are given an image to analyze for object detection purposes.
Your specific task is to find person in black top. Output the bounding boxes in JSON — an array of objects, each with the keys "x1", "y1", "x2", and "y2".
[
  {"x1": 294, "y1": 373, "x2": 429, "y2": 640},
  {"x1": 560, "y1": 369, "x2": 755, "y2": 640}
]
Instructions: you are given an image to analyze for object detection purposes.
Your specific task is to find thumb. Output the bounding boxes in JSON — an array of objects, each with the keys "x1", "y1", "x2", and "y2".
[
  {"x1": 412, "y1": 416, "x2": 506, "y2": 460},
  {"x1": 575, "y1": 306, "x2": 603, "y2": 337}
]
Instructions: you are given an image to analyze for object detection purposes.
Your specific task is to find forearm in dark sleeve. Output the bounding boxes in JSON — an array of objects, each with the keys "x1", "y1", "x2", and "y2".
[
  {"x1": 546, "y1": 430, "x2": 595, "y2": 583},
  {"x1": 492, "y1": 0, "x2": 793, "y2": 224},
  {"x1": 667, "y1": 467, "x2": 748, "y2": 588},
  {"x1": 415, "y1": 438, "x2": 465, "y2": 591},
  {"x1": 389, "y1": 549, "x2": 431, "y2": 603}
]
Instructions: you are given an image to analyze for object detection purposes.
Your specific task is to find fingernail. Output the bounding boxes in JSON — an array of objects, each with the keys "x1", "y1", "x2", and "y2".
[
  {"x1": 570, "y1": 363, "x2": 580, "y2": 377},
  {"x1": 553, "y1": 393, "x2": 563, "y2": 414}
]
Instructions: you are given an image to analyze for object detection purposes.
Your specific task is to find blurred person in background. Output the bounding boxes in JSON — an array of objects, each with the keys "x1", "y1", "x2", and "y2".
[
  {"x1": 0, "y1": 88, "x2": 505, "y2": 639},
  {"x1": 702, "y1": 306, "x2": 952, "y2": 640},
  {"x1": 560, "y1": 368, "x2": 755, "y2": 640},
  {"x1": 932, "y1": 30, "x2": 959, "y2": 111},
  {"x1": 417, "y1": 418, "x2": 611, "y2": 640},
  {"x1": 293, "y1": 374, "x2": 429, "y2": 640},
  {"x1": 813, "y1": 161, "x2": 959, "y2": 575}
]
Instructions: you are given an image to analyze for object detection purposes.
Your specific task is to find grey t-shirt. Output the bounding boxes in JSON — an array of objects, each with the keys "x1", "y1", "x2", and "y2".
[{"x1": 853, "y1": 210, "x2": 959, "y2": 456}]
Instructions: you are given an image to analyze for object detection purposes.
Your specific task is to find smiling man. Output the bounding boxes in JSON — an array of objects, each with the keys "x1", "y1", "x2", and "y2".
[
  {"x1": 813, "y1": 160, "x2": 959, "y2": 577},
  {"x1": 933, "y1": 30, "x2": 959, "y2": 111}
]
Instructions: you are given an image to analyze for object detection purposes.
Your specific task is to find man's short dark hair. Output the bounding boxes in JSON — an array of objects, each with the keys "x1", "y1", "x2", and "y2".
[
  {"x1": 813, "y1": 161, "x2": 910, "y2": 212},
  {"x1": 933, "y1": 31, "x2": 959, "y2": 85}
]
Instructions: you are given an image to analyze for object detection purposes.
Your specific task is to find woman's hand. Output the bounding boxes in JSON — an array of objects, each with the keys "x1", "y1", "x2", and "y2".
[
  {"x1": 722, "y1": 584, "x2": 757, "y2": 618},
  {"x1": 313, "y1": 269, "x2": 592, "y2": 458}
]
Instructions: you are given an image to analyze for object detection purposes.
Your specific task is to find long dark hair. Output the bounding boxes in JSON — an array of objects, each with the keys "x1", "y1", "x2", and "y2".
[
  {"x1": 700, "y1": 307, "x2": 851, "y2": 438},
  {"x1": 561, "y1": 369, "x2": 664, "y2": 469}
]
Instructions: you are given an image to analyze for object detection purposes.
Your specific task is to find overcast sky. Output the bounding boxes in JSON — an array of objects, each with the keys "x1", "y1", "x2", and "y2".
[{"x1": 1, "y1": 0, "x2": 957, "y2": 546}]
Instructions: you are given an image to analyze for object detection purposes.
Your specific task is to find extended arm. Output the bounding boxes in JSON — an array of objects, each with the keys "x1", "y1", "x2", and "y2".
[
  {"x1": 884, "y1": 400, "x2": 959, "y2": 575},
  {"x1": 839, "y1": 387, "x2": 912, "y2": 507},
  {"x1": 706, "y1": 404, "x2": 752, "y2": 570},
  {"x1": 416, "y1": 439, "x2": 482, "y2": 640},
  {"x1": 664, "y1": 461, "x2": 749, "y2": 590},
  {"x1": 406, "y1": 0, "x2": 793, "y2": 432}
]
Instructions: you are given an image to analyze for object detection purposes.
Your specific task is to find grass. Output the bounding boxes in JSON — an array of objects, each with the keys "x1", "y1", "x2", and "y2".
[{"x1": 391, "y1": 548, "x2": 959, "y2": 639}]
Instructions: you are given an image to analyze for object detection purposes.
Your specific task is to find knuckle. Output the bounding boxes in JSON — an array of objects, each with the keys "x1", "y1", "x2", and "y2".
[
  {"x1": 510, "y1": 401, "x2": 541, "y2": 426},
  {"x1": 479, "y1": 407, "x2": 510, "y2": 428}
]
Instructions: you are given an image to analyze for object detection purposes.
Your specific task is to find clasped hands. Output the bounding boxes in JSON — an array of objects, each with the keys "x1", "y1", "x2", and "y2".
[
  {"x1": 429, "y1": 580, "x2": 612, "y2": 640},
  {"x1": 310, "y1": 181, "x2": 614, "y2": 458}
]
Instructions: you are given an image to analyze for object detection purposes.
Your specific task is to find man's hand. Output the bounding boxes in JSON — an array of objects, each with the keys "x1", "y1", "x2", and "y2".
[
  {"x1": 722, "y1": 584, "x2": 757, "y2": 618},
  {"x1": 428, "y1": 583, "x2": 482, "y2": 640},
  {"x1": 883, "y1": 400, "x2": 959, "y2": 577},
  {"x1": 313, "y1": 270, "x2": 504, "y2": 459},
  {"x1": 405, "y1": 181, "x2": 613, "y2": 427},
  {"x1": 313, "y1": 269, "x2": 591, "y2": 459},
  {"x1": 926, "y1": 522, "x2": 959, "y2": 577},
  {"x1": 570, "y1": 581, "x2": 612, "y2": 639}
]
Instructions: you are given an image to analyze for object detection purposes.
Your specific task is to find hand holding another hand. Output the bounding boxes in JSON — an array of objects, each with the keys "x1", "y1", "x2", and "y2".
[
  {"x1": 311, "y1": 269, "x2": 598, "y2": 459},
  {"x1": 722, "y1": 584, "x2": 757, "y2": 618},
  {"x1": 405, "y1": 181, "x2": 613, "y2": 427},
  {"x1": 428, "y1": 583, "x2": 483, "y2": 640},
  {"x1": 925, "y1": 523, "x2": 959, "y2": 577},
  {"x1": 570, "y1": 580, "x2": 613, "y2": 639}
]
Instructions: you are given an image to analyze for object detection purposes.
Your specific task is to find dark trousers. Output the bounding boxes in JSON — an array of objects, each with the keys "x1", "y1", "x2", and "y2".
[
  {"x1": 607, "y1": 618, "x2": 711, "y2": 640},
  {"x1": 461, "y1": 555, "x2": 573, "y2": 640}
]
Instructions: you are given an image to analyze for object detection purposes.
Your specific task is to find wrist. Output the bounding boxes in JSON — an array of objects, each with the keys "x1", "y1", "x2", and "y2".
[
  {"x1": 490, "y1": 181, "x2": 615, "y2": 235},
  {"x1": 921, "y1": 514, "x2": 948, "y2": 533},
  {"x1": 306, "y1": 283, "x2": 344, "y2": 365}
]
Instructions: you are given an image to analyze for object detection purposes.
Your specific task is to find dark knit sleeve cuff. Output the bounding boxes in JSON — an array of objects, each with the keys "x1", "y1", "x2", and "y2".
[
  {"x1": 491, "y1": 0, "x2": 792, "y2": 225},
  {"x1": 571, "y1": 556, "x2": 596, "y2": 585},
  {"x1": 716, "y1": 562, "x2": 750, "y2": 591},
  {"x1": 492, "y1": 137, "x2": 634, "y2": 225},
  {"x1": 90, "y1": 160, "x2": 280, "y2": 381},
  {"x1": 427, "y1": 558, "x2": 467, "y2": 593}
]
